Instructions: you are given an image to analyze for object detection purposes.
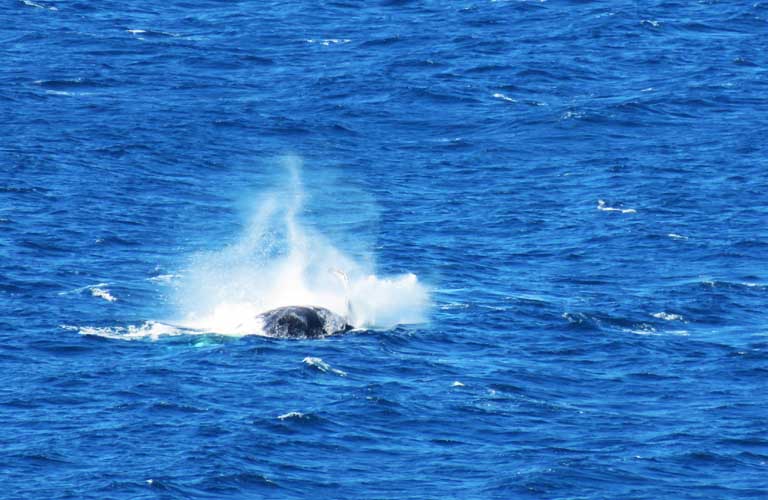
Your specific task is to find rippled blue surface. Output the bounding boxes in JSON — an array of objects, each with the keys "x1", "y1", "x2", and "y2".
[{"x1": 3, "y1": 1, "x2": 768, "y2": 498}]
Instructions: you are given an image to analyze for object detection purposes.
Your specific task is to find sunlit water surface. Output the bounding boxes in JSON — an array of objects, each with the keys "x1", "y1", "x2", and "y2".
[{"x1": 2, "y1": 1, "x2": 767, "y2": 498}]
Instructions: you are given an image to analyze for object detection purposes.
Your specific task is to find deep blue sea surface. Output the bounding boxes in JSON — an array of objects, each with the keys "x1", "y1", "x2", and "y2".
[{"x1": 2, "y1": 0, "x2": 768, "y2": 498}]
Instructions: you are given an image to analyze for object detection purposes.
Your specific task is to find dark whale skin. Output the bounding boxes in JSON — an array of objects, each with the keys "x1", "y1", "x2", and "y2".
[{"x1": 258, "y1": 306, "x2": 352, "y2": 339}]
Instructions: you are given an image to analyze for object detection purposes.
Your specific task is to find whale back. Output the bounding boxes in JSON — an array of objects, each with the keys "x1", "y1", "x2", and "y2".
[{"x1": 259, "y1": 306, "x2": 351, "y2": 339}]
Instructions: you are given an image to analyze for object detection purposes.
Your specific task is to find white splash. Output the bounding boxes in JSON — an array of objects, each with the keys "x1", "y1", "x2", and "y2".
[
  {"x1": 170, "y1": 155, "x2": 429, "y2": 337},
  {"x1": 597, "y1": 199, "x2": 637, "y2": 214}
]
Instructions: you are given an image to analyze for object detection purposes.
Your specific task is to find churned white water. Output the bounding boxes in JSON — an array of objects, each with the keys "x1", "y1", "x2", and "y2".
[{"x1": 170, "y1": 156, "x2": 429, "y2": 337}]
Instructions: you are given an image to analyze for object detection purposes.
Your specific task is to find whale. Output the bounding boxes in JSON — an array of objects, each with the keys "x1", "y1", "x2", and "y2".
[{"x1": 258, "y1": 305, "x2": 353, "y2": 339}]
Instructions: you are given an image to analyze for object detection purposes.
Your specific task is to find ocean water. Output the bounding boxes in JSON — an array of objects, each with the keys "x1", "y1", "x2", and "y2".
[{"x1": 2, "y1": 0, "x2": 768, "y2": 498}]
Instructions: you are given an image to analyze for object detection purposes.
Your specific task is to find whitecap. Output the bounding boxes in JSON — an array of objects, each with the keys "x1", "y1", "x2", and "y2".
[
  {"x1": 126, "y1": 29, "x2": 181, "y2": 39},
  {"x1": 652, "y1": 312, "x2": 684, "y2": 321},
  {"x1": 597, "y1": 199, "x2": 637, "y2": 214},
  {"x1": 302, "y1": 356, "x2": 347, "y2": 376},
  {"x1": 62, "y1": 321, "x2": 182, "y2": 341},
  {"x1": 493, "y1": 92, "x2": 517, "y2": 103},
  {"x1": 59, "y1": 282, "x2": 116, "y2": 301},
  {"x1": 306, "y1": 38, "x2": 351, "y2": 46},
  {"x1": 668, "y1": 233, "x2": 688, "y2": 240},
  {"x1": 743, "y1": 282, "x2": 765, "y2": 288},
  {"x1": 20, "y1": 0, "x2": 58, "y2": 11}
]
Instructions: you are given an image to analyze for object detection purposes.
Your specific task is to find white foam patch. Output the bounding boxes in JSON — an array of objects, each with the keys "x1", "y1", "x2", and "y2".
[
  {"x1": 21, "y1": 0, "x2": 58, "y2": 11},
  {"x1": 668, "y1": 330, "x2": 689, "y2": 336},
  {"x1": 652, "y1": 312, "x2": 684, "y2": 321},
  {"x1": 493, "y1": 92, "x2": 517, "y2": 103},
  {"x1": 597, "y1": 199, "x2": 637, "y2": 214}
]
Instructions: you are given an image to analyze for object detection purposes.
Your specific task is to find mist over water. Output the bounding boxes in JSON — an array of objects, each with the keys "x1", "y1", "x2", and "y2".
[{"x1": 174, "y1": 156, "x2": 429, "y2": 336}]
